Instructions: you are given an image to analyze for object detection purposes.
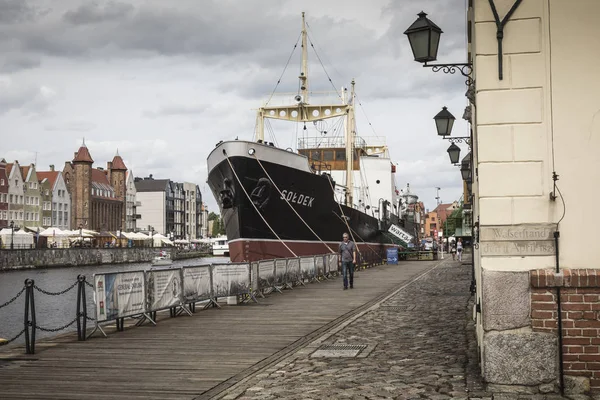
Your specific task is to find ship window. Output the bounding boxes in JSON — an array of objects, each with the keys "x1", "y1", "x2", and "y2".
[
  {"x1": 310, "y1": 151, "x2": 320, "y2": 161},
  {"x1": 335, "y1": 151, "x2": 346, "y2": 161},
  {"x1": 323, "y1": 151, "x2": 333, "y2": 161}
]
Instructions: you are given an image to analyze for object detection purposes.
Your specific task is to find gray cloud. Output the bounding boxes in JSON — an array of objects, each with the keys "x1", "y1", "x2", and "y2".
[
  {"x1": 1, "y1": 53, "x2": 41, "y2": 73},
  {"x1": 63, "y1": 1, "x2": 134, "y2": 25},
  {"x1": 143, "y1": 104, "x2": 209, "y2": 119}
]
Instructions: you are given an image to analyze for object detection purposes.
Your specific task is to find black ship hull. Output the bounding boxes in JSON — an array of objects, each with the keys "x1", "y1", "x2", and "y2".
[{"x1": 207, "y1": 141, "x2": 408, "y2": 262}]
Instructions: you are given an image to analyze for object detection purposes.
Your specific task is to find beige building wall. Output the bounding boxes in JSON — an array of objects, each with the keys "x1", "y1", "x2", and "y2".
[{"x1": 472, "y1": 0, "x2": 600, "y2": 393}]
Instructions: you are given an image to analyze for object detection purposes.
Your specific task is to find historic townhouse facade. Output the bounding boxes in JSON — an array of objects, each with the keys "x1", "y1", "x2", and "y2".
[
  {"x1": 37, "y1": 167, "x2": 71, "y2": 230},
  {"x1": 448, "y1": 0, "x2": 600, "y2": 395},
  {"x1": 195, "y1": 186, "x2": 203, "y2": 239},
  {"x1": 39, "y1": 176, "x2": 52, "y2": 228},
  {"x1": 0, "y1": 159, "x2": 8, "y2": 228},
  {"x1": 125, "y1": 171, "x2": 138, "y2": 232},
  {"x1": 6, "y1": 161, "x2": 25, "y2": 228},
  {"x1": 22, "y1": 164, "x2": 42, "y2": 230}
]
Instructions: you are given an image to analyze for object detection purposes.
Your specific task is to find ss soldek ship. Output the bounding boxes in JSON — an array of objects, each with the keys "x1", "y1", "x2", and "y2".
[{"x1": 207, "y1": 13, "x2": 417, "y2": 262}]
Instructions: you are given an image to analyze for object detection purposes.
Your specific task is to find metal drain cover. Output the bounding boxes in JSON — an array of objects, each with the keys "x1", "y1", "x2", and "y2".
[{"x1": 311, "y1": 344, "x2": 368, "y2": 358}]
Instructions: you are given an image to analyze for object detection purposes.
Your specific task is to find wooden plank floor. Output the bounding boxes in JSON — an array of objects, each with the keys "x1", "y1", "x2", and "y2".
[{"x1": 0, "y1": 261, "x2": 435, "y2": 400}]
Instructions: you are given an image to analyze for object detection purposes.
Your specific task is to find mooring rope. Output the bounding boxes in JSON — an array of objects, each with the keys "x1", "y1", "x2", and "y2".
[
  {"x1": 223, "y1": 151, "x2": 297, "y2": 257},
  {"x1": 252, "y1": 154, "x2": 335, "y2": 254},
  {"x1": 332, "y1": 210, "x2": 384, "y2": 262},
  {"x1": 324, "y1": 176, "x2": 362, "y2": 260}
]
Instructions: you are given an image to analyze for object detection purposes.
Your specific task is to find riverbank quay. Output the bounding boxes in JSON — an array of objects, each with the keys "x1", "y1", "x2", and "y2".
[
  {"x1": 0, "y1": 248, "x2": 210, "y2": 271},
  {"x1": 0, "y1": 259, "x2": 431, "y2": 399}
]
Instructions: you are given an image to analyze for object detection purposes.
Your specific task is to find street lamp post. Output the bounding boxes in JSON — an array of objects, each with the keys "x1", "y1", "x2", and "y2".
[
  {"x1": 10, "y1": 220, "x2": 14, "y2": 250},
  {"x1": 79, "y1": 224, "x2": 83, "y2": 246},
  {"x1": 36, "y1": 227, "x2": 40, "y2": 249},
  {"x1": 119, "y1": 226, "x2": 122, "y2": 248},
  {"x1": 405, "y1": 12, "x2": 477, "y2": 295}
]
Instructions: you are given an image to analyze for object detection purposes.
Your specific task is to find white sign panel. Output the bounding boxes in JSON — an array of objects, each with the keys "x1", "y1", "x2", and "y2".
[
  {"x1": 183, "y1": 266, "x2": 212, "y2": 302},
  {"x1": 388, "y1": 224, "x2": 414, "y2": 244},
  {"x1": 94, "y1": 271, "x2": 146, "y2": 322},
  {"x1": 147, "y1": 269, "x2": 182, "y2": 311},
  {"x1": 274, "y1": 259, "x2": 286, "y2": 286},
  {"x1": 212, "y1": 263, "x2": 251, "y2": 297},
  {"x1": 258, "y1": 260, "x2": 275, "y2": 289}
]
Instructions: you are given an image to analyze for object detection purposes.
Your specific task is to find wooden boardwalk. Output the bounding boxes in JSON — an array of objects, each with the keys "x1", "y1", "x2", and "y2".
[{"x1": 0, "y1": 261, "x2": 437, "y2": 400}]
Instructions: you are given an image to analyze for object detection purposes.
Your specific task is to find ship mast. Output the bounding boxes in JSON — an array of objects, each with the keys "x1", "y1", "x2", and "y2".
[
  {"x1": 345, "y1": 79, "x2": 356, "y2": 206},
  {"x1": 299, "y1": 12, "x2": 309, "y2": 104}
]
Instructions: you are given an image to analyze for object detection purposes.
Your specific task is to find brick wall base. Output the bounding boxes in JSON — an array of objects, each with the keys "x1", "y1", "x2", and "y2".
[{"x1": 531, "y1": 269, "x2": 600, "y2": 393}]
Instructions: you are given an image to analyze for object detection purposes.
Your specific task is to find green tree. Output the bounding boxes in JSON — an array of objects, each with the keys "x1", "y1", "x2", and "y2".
[
  {"x1": 208, "y1": 212, "x2": 226, "y2": 236},
  {"x1": 443, "y1": 207, "x2": 463, "y2": 236}
]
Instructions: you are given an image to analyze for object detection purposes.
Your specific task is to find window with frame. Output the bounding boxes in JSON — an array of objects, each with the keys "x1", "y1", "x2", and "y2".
[
  {"x1": 25, "y1": 196, "x2": 30, "y2": 205},
  {"x1": 322, "y1": 150, "x2": 334, "y2": 161},
  {"x1": 9, "y1": 194, "x2": 13, "y2": 203},
  {"x1": 335, "y1": 151, "x2": 346, "y2": 161},
  {"x1": 0, "y1": 179, "x2": 3, "y2": 186}
]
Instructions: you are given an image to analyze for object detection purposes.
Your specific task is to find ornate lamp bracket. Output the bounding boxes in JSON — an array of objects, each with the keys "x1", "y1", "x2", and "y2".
[
  {"x1": 444, "y1": 136, "x2": 471, "y2": 148},
  {"x1": 423, "y1": 62, "x2": 473, "y2": 87}
]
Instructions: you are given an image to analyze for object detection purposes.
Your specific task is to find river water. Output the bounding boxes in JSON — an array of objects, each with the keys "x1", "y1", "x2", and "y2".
[{"x1": 0, "y1": 257, "x2": 229, "y2": 346}]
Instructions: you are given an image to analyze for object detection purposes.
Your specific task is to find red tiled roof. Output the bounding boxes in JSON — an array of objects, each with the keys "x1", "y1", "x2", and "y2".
[
  {"x1": 73, "y1": 145, "x2": 94, "y2": 163},
  {"x1": 37, "y1": 171, "x2": 59, "y2": 188},
  {"x1": 92, "y1": 168, "x2": 110, "y2": 185},
  {"x1": 111, "y1": 155, "x2": 127, "y2": 170},
  {"x1": 6, "y1": 163, "x2": 13, "y2": 176},
  {"x1": 20, "y1": 166, "x2": 30, "y2": 179}
]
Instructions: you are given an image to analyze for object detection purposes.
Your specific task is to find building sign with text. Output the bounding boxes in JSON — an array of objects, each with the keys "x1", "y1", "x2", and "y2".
[{"x1": 388, "y1": 224, "x2": 414, "y2": 245}]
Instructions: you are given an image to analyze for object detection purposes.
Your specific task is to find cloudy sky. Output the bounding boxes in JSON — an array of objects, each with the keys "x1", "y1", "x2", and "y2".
[{"x1": 1, "y1": 0, "x2": 471, "y2": 213}]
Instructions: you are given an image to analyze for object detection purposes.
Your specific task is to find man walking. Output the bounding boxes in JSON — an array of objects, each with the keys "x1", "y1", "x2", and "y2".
[{"x1": 339, "y1": 233, "x2": 357, "y2": 290}]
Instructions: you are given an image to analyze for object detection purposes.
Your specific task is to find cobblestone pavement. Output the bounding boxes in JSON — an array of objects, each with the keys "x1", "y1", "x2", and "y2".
[{"x1": 217, "y1": 260, "x2": 575, "y2": 400}]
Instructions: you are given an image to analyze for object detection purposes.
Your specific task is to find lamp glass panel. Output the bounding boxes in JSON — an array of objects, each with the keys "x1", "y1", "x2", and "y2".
[
  {"x1": 428, "y1": 30, "x2": 441, "y2": 60},
  {"x1": 408, "y1": 30, "x2": 432, "y2": 62},
  {"x1": 446, "y1": 118, "x2": 454, "y2": 136},
  {"x1": 435, "y1": 118, "x2": 449, "y2": 136}
]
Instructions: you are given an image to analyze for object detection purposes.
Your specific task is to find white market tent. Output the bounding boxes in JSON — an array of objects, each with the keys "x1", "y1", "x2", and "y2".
[
  {"x1": 152, "y1": 233, "x2": 173, "y2": 247},
  {"x1": 40, "y1": 227, "x2": 71, "y2": 248},
  {"x1": 0, "y1": 229, "x2": 34, "y2": 249}
]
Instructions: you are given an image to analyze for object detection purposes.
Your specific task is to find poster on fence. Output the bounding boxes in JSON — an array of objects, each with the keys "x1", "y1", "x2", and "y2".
[
  {"x1": 250, "y1": 262, "x2": 259, "y2": 291},
  {"x1": 274, "y1": 259, "x2": 286, "y2": 286},
  {"x1": 286, "y1": 258, "x2": 301, "y2": 284},
  {"x1": 258, "y1": 260, "x2": 275, "y2": 289},
  {"x1": 94, "y1": 271, "x2": 146, "y2": 322},
  {"x1": 212, "y1": 263, "x2": 250, "y2": 297},
  {"x1": 183, "y1": 266, "x2": 212, "y2": 302},
  {"x1": 315, "y1": 255, "x2": 325, "y2": 278},
  {"x1": 328, "y1": 254, "x2": 339, "y2": 274},
  {"x1": 146, "y1": 269, "x2": 182, "y2": 311},
  {"x1": 300, "y1": 257, "x2": 315, "y2": 281}
]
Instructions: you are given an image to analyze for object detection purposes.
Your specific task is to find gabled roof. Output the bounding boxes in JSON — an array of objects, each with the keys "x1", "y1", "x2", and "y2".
[
  {"x1": 135, "y1": 178, "x2": 170, "y2": 192},
  {"x1": 37, "y1": 171, "x2": 59, "y2": 189},
  {"x1": 92, "y1": 168, "x2": 110, "y2": 185},
  {"x1": 73, "y1": 144, "x2": 94, "y2": 163}
]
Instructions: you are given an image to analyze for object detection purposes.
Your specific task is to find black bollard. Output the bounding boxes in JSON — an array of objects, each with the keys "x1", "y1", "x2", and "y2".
[
  {"x1": 76, "y1": 275, "x2": 87, "y2": 341},
  {"x1": 23, "y1": 279, "x2": 36, "y2": 354}
]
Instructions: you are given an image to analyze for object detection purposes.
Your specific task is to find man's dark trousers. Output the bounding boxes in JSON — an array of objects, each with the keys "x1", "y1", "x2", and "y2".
[{"x1": 342, "y1": 261, "x2": 355, "y2": 289}]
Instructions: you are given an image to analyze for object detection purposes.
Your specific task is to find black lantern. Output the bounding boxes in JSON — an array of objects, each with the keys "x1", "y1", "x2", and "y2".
[
  {"x1": 404, "y1": 12, "x2": 443, "y2": 63},
  {"x1": 447, "y1": 143, "x2": 461, "y2": 165},
  {"x1": 460, "y1": 153, "x2": 472, "y2": 183},
  {"x1": 9, "y1": 220, "x2": 14, "y2": 250},
  {"x1": 434, "y1": 106, "x2": 455, "y2": 136}
]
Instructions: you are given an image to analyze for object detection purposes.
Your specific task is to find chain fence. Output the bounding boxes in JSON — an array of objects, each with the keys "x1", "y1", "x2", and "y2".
[
  {"x1": 36, "y1": 317, "x2": 79, "y2": 333},
  {"x1": 0, "y1": 286, "x2": 25, "y2": 309},
  {"x1": 0, "y1": 328, "x2": 26, "y2": 347},
  {"x1": 33, "y1": 280, "x2": 78, "y2": 296},
  {"x1": 1, "y1": 277, "x2": 92, "y2": 354}
]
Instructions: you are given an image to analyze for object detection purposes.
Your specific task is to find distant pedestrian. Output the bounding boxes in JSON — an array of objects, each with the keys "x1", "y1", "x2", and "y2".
[
  {"x1": 338, "y1": 233, "x2": 356, "y2": 290},
  {"x1": 457, "y1": 239, "x2": 463, "y2": 262},
  {"x1": 450, "y1": 242, "x2": 456, "y2": 260}
]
